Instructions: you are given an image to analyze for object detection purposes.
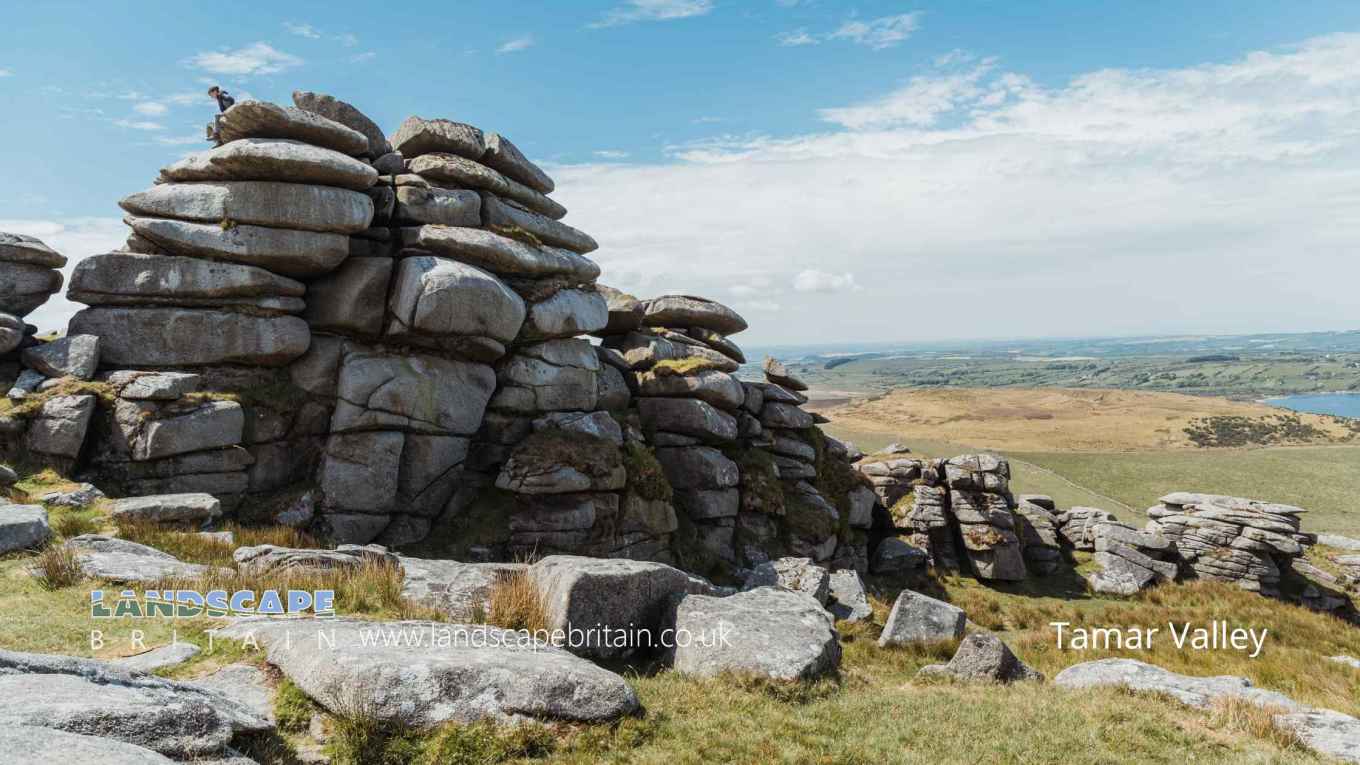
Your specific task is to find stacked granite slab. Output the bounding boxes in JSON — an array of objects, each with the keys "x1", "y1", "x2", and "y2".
[
  {"x1": 1085, "y1": 520, "x2": 1178, "y2": 595},
  {"x1": 1012, "y1": 495, "x2": 1065, "y2": 575},
  {"x1": 897, "y1": 455, "x2": 1026, "y2": 580},
  {"x1": 855, "y1": 454, "x2": 925, "y2": 522},
  {"x1": 0, "y1": 233, "x2": 64, "y2": 361},
  {"x1": 352, "y1": 114, "x2": 623, "y2": 553},
  {"x1": 59, "y1": 99, "x2": 377, "y2": 513},
  {"x1": 599, "y1": 295, "x2": 751, "y2": 565},
  {"x1": 1147, "y1": 492, "x2": 1314, "y2": 595}
]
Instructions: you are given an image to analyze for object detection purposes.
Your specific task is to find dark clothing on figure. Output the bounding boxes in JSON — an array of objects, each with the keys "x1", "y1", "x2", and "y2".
[{"x1": 215, "y1": 91, "x2": 235, "y2": 113}]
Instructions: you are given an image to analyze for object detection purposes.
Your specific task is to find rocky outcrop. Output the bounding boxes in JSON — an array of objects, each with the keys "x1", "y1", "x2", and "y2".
[
  {"x1": 1085, "y1": 521, "x2": 1178, "y2": 595},
  {"x1": 1147, "y1": 492, "x2": 1312, "y2": 595}
]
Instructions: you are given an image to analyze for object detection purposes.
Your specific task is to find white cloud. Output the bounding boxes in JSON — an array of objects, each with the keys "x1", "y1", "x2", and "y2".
[
  {"x1": 155, "y1": 135, "x2": 205, "y2": 146},
  {"x1": 334, "y1": 33, "x2": 359, "y2": 47},
  {"x1": 112, "y1": 119, "x2": 164, "y2": 131},
  {"x1": 549, "y1": 33, "x2": 1360, "y2": 344},
  {"x1": 592, "y1": 0, "x2": 714, "y2": 28},
  {"x1": 594, "y1": 149, "x2": 631, "y2": 159},
  {"x1": 164, "y1": 92, "x2": 204, "y2": 105},
  {"x1": 284, "y1": 22, "x2": 321, "y2": 39},
  {"x1": 351, "y1": 51, "x2": 377, "y2": 63},
  {"x1": 133, "y1": 101, "x2": 167, "y2": 116},
  {"x1": 830, "y1": 13, "x2": 922, "y2": 50},
  {"x1": 0, "y1": 68, "x2": 12, "y2": 78},
  {"x1": 793, "y1": 270, "x2": 860, "y2": 292},
  {"x1": 776, "y1": 29, "x2": 818, "y2": 47},
  {"x1": 187, "y1": 42, "x2": 303, "y2": 76},
  {"x1": 0, "y1": 218, "x2": 127, "y2": 333},
  {"x1": 497, "y1": 35, "x2": 536, "y2": 55}
]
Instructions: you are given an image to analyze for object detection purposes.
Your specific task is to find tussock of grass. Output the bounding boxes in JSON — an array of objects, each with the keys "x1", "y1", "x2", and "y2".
[
  {"x1": 1, "y1": 379, "x2": 117, "y2": 420},
  {"x1": 275, "y1": 678, "x2": 321, "y2": 735},
  {"x1": 485, "y1": 569, "x2": 550, "y2": 633},
  {"x1": 1206, "y1": 696, "x2": 1305, "y2": 752},
  {"x1": 51, "y1": 511, "x2": 102, "y2": 539},
  {"x1": 114, "y1": 519, "x2": 319, "y2": 569},
  {"x1": 622, "y1": 441, "x2": 673, "y2": 503},
  {"x1": 28, "y1": 545, "x2": 82, "y2": 590}
]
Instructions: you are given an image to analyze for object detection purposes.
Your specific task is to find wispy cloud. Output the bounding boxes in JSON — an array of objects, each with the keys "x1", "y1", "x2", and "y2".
[
  {"x1": 155, "y1": 134, "x2": 205, "y2": 146},
  {"x1": 776, "y1": 28, "x2": 818, "y2": 47},
  {"x1": 692, "y1": 116, "x2": 726, "y2": 124},
  {"x1": 164, "y1": 92, "x2": 204, "y2": 106},
  {"x1": 335, "y1": 32, "x2": 359, "y2": 47},
  {"x1": 133, "y1": 101, "x2": 167, "y2": 116},
  {"x1": 594, "y1": 150, "x2": 631, "y2": 160},
  {"x1": 0, "y1": 217, "x2": 128, "y2": 333},
  {"x1": 592, "y1": 0, "x2": 714, "y2": 28},
  {"x1": 778, "y1": 12, "x2": 922, "y2": 50},
  {"x1": 283, "y1": 22, "x2": 321, "y2": 39},
  {"x1": 793, "y1": 270, "x2": 861, "y2": 293},
  {"x1": 186, "y1": 42, "x2": 303, "y2": 76},
  {"x1": 112, "y1": 119, "x2": 164, "y2": 131},
  {"x1": 0, "y1": 68, "x2": 13, "y2": 78},
  {"x1": 496, "y1": 35, "x2": 536, "y2": 55},
  {"x1": 831, "y1": 13, "x2": 921, "y2": 49},
  {"x1": 351, "y1": 51, "x2": 377, "y2": 63}
]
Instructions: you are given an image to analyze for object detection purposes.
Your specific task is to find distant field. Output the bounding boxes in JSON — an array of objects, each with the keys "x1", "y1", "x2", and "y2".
[
  {"x1": 820, "y1": 388, "x2": 1360, "y2": 536},
  {"x1": 791, "y1": 348, "x2": 1360, "y2": 399},
  {"x1": 818, "y1": 387, "x2": 1355, "y2": 452}
]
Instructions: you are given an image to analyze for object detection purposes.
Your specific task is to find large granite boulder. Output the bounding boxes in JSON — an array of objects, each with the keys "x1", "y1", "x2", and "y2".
[
  {"x1": 529, "y1": 555, "x2": 701, "y2": 658},
  {"x1": 0, "y1": 726, "x2": 177, "y2": 764},
  {"x1": 669, "y1": 587, "x2": 840, "y2": 680},
  {"x1": 162, "y1": 138, "x2": 377, "y2": 190},
  {"x1": 216, "y1": 618, "x2": 639, "y2": 725},
  {"x1": 21, "y1": 335, "x2": 100, "y2": 380},
  {"x1": 878, "y1": 589, "x2": 966, "y2": 647},
  {"x1": 125, "y1": 216, "x2": 349, "y2": 278},
  {"x1": 918, "y1": 632, "x2": 1043, "y2": 683},
  {"x1": 293, "y1": 90, "x2": 391, "y2": 157},
  {"x1": 71, "y1": 308, "x2": 310, "y2": 367},
  {"x1": 217, "y1": 100, "x2": 368, "y2": 155},
  {"x1": 641, "y1": 295, "x2": 748, "y2": 335},
  {"x1": 385, "y1": 255, "x2": 526, "y2": 351},
  {"x1": 0, "y1": 505, "x2": 51, "y2": 554},
  {"x1": 70, "y1": 253, "x2": 306, "y2": 311},
  {"x1": 398, "y1": 556, "x2": 528, "y2": 620},
  {"x1": 108, "y1": 493, "x2": 221, "y2": 524},
  {"x1": 390, "y1": 116, "x2": 487, "y2": 160},
  {"x1": 64, "y1": 535, "x2": 213, "y2": 582}
]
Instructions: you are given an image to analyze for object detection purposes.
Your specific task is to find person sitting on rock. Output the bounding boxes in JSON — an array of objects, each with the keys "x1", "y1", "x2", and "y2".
[{"x1": 205, "y1": 86, "x2": 236, "y2": 145}]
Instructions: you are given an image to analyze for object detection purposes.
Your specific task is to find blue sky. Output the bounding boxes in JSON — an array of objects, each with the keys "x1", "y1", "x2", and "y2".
[{"x1": 3, "y1": 1, "x2": 1360, "y2": 345}]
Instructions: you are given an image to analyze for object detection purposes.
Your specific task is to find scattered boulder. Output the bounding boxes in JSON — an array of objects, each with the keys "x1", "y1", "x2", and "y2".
[
  {"x1": 530, "y1": 555, "x2": 700, "y2": 658},
  {"x1": 64, "y1": 535, "x2": 214, "y2": 582},
  {"x1": 399, "y1": 556, "x2": 528, "y2": 620},
  {"x1": 39, "y1": 483, "x2": 105, "y2": 507},
  {"x1": 109, "y1": 493, "x2": 221, "y2": 525},
  {"x1": 669, "y1": 587, "x2": 840, "y2": 680},
  {"x1": 871, "y1": 537, "x2": 928, "y2": 574},
  {"x1": 827, "y1": 569, "x2": 872, "y2": 622},
  {"x1": 878, "y1": 590, "x2": 965, "y2": 647},
  {"x1": 918, "y1": 632, "x2": 1043, "y2": 683},
  {"x1": 0, "y1": 505, "x2": 51, "y2": 553},
  {"x1": 743, "y1": 556, "x2": 830, "y2": 604},
  {"x1": 233, "y1": 543, "x2": 398, "y2": 575}
]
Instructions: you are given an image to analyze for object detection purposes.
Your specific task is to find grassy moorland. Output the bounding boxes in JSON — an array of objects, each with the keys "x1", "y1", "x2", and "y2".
[{"x1": 819, "y1": 388, "x2": 1360, "y2": 536}]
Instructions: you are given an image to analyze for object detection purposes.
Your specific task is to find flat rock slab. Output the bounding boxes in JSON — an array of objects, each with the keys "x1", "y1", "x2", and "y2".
[
  {"x1": 1053, "y1": 658, "x2": 1305, "y2": 710},
  {"x1": 879, "y1": 589, "x2": 966, "y2": 646},
  {"x1": 73, "y1": 253, "x2": 305, "y2": 305},
  {"x1": 0, "y1": 649, "x2": 271, "y2": 759},
  {"x1": 480, "y1": 193, "x2": 597, "y2": 253},
  {"x1": 0, "y1": 725, "x2": 177, "y2": 764},
  {"x1": 0, "y1": 505, "x2": 51, "y2": 554},
  {"x1": 530, "y1": 555, "x2": 700, "y2": 659},
  {"x1": 483, "y1": 132, "x2": 555, "y2": 193},
  {"x1": 216, "y1": 618, "x2": 639, "y2": 725},
  {"x1": 110, "y1": 493, "x2": 221, "y2": 524},
  {"x1": 218, "y1": 100, "x2": 368, "y2": 155},
  {"x1": 163, "y1": 138, "x2": 377, "y2": 190},
  {"x1": 1275, "y1": 709, "x2": 1360, "y2": 764},
  {"x1": 415, "y1": 225, "x2": 600, "y2": 281},
  {"x1": 640, "y1": 398, "x2": 738, "y2": 443},
  {"x1": 191, "y1": 663, "x2": 275, "y2": 723},
  {"x1": 21, "y1": 334, "x2": 100, "y2": 380},
  {"x1": 112, "y1": 642, "x2": 202, "y2": 673},
  {"x1": 64, "y1": 534, "x2": 215, "y2": 582},
  {"x1": 670, "y1": 586, "x2": 840, "y2": 681},
  {"x1": 398, "y1": 556, "x2": 528, "y2": 620},
  {"x1": 71, "y1": 308, "x2": 310, "y2": 367},
  {"x1": 126, "y1": 216, "x2": 348, "y2": 278},
  {"x1": 642, "y1": 295, "x2": 748, "y2": 336},
  {"x1": 234, "y1": 543, "x2": 397, "y2": 575},
  {"x1": 121, "y1": 182, "x2": 373, "y2": 234},
  {"x1": 0, "y1": 231, "x2": 67, "y2": 267}
]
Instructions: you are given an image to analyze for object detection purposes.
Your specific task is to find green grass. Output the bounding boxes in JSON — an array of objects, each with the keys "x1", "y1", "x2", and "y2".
[{"x1": 1011, "y1": 446, "x2": 1360, "y2": 535}]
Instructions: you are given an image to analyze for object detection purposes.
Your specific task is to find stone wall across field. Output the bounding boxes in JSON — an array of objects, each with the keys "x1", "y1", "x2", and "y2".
[{"x1": 0, "y1": 90, "x2": 874, "y2": 578}]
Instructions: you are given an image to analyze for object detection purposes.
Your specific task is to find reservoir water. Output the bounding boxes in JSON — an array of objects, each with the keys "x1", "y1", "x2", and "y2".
[{"x1": 1265, "y1": 393, "x2": 1360, "y2": 419}]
